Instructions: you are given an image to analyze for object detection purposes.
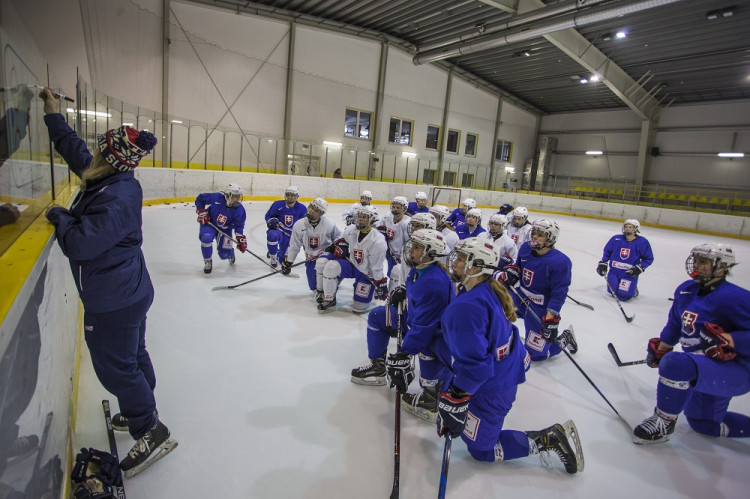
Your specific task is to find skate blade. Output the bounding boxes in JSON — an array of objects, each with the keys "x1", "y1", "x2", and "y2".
[
  {"x1": 350, "y1": 376, "x2": 386, "y2": 386},
  {"x1": 283, "y1": 273, "x2": 300, "y2": 279},
  {"x1": 562, "y1": 420, "x2": 584, "y2": 473},
  {"x1": 123, "y1": 438, "x2": 178, "y2": 478},
  {"x1": 318, "y1": 307, "x2": 336, "y2": 314},
  {"x1": 632, "y1": 434, "x2": 670, "y2": 445},
  {"x1": 402, "y1": 404, "x2": 437, "y2": 423}
]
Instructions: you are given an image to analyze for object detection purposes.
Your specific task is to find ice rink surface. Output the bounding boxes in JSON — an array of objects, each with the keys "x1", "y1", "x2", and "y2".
[{"x1": 73, "y1": 200, "x2": 750, "y2": 498}]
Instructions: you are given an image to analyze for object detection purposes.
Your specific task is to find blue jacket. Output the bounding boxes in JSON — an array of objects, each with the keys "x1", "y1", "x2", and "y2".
[{"x1": 45, "y1": 113, "x2": 153, "y2": 313}]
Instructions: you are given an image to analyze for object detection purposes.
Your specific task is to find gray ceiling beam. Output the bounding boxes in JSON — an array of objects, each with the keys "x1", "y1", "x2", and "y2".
[{"x1": 477, "y1": 0, "x2": 519, "y2": 15}]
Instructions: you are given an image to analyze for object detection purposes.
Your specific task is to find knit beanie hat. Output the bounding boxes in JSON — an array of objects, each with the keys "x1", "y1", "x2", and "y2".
[{"x1": 97, "y1": 126, "x2": 157, "y2": 172}]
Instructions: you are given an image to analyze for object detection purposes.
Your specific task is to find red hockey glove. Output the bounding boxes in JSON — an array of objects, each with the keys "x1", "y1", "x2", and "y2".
[
  {"x1": 333, "y1": 238, "x2": 349, "y2": 259},
  {"x1": 541, "y1": 315, "x2": 561, "y2": 343},
  {"x1": 196, "y1": 209, "x2": 209, "y2": 224},
  {"x1": 700, "y1": 323, "x2": 736, "y2": 362},
  {"x1": 646, "y1": 337, "x2": 672, "y2": 368},
  {"x1": 436, "y1": 387, "x2": 471, "y2": 438},
  {"x1": 236, "y1": 234, "x2": 247, "y2": 253},
  {"x1": 374, "y1": 278, "x2": 389, "y2": 301},
  {"x1": 493, "y1": 264, "x2": 520, "y2": 287}
]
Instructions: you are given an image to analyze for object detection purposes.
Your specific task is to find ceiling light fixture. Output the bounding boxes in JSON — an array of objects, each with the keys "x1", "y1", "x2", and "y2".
[
  {"x1": 590, "y1": 75, "x2": 600, "y2": 82},
  {"x1": 718, "y1": 152, "x2": 744, "y2": 158},
  {"x1": 586, "y1": 150, "x2": 603, "y2": 155},
  {"x1": 616, "y1": 31, "x2": 627, "y2": 39},
  {"x1": 580, "y1": 78, "x2": 589, "y2": 84},
  {"x1": 323, "y1": 141, "x2": 342, "y2": 147}
]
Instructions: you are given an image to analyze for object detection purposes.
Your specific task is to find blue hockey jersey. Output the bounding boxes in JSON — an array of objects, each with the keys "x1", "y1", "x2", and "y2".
[
  {"x1": 195, "y1": 192, "x2": 246, "y2": 235},
  {"x1": 400, "y1": 263, "x2": 454, "y2": 356},
  {"x1": 446, "y1": 208, "x2": 466, "y2": 228},
  {"x1": 265, "y1": 200, "x2": 307, "y2": 237},
  {"x1": 456, "y1": 224, "x2": 486, "y2": 240},
  {"x1": 601, "y1": 235, "x2": 654, "y2": 273},
  {"x1": 406, "y1": 201, "x2": 429, "y2": 216},
  {"x1": 515, "y1": 242, "x2": 571, "y2": 316}
]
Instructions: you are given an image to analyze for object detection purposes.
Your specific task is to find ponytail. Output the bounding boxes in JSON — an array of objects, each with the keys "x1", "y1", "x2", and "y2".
[{"x1": 484, "y1": 277, "x2": 517, "y2": 322}]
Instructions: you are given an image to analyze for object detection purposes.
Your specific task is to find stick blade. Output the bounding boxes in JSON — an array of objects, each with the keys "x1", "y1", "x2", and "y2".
[{"x1": 607, "y1": 343, "x2": 623, "y2": 366}]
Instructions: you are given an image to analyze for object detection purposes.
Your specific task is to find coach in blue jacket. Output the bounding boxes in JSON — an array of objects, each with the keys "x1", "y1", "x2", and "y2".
[{"x1": 41, "y1": 88, "x2": 175, "y2": 474}]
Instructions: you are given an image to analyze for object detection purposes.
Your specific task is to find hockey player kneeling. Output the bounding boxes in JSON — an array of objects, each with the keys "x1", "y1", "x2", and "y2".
[{"x1": 315, "y1": 205, "x2": 387, "y2": 314}]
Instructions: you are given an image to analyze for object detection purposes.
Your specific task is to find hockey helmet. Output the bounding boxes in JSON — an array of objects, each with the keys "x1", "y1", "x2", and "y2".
[
  {"x1": 622, "y1": 219, "x2": 640, "y2": 235},
  {"x1": 488, "y1": 213, "x2": 507, "y2": 237},
  {"x1": 404, "y1": 229, "x2": 447, "y2": 267},
  {"x1": 498, "y1": 203, "x2": 514, "y2": 215},
  {"x1": 530, "y1": 218, "x2": 560, "y2": 248},
  {"x1": 429, "y1": 205, "x2": 450, "y2": 225},
  {"x1": 391, "y1": 196, "x2": 408, "y2": 212},
  {"x1": 408, "y1": 212, "x2": 437, "y2": 236},
  {"x1": 465, "y1": 208, "x2": 482, "y2": 226},
  {"x1": 685, "y1": 242, "x2": 737, "y2": 282},
  {"x1": 355, "y1": 204, "x2": 378, "y2": 230},
  {"x1": 511, "y1": 206, "x2": 528, "y2": 227},
  {"x1": 415, "y1": 191, "x2": 428, "y2": 201},
  {"x1": 222, "y1": 183, "x2": 243, "y2": 207},
  {"x1": 449, "y1": 237, "x2": 500, "y2": 281},
  {"x1": 360, "y1": 190, "x2": 373, "y2": 204}
]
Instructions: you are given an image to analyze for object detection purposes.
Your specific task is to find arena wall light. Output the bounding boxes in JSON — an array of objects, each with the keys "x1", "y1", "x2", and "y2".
[
  {"x1": 402, "y1": 151, "x2": 417, "y2": 158},
  {"x1": 323, "y1": 141, "x2": 342, "y2": 147},
  {"x1": 586, "y1": 150, "x2": 604, "y2": 155},
  {"x1": 718, "y1": 152, "x2": 744, "y2": 158}
]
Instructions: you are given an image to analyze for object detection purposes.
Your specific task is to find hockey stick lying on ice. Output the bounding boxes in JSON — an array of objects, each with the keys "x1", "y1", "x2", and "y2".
[
  {"x1": 211, "y1": 260, "x2": 308, "y2": 291},
  {"x1": 566, "y1": 294, "x2": 594, "y2": 311},
  {"x1": 604, "y1": 277, "x2": 634, "y2": 323},
  {"x1": 607, "y1": 343, "x2": 647, "y2": 367},
  {"x1": 509, "y1": 286, "x2": 632, "y2": 431},
  {"x1": 390, "y1": 302, "x2": 404, "y2": 499},
  {"x1": 208, "y1": 221, "x2": 299, "y2": 278}
]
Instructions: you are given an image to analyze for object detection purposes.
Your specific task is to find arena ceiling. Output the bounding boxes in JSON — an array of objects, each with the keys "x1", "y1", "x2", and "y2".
[{"x1": 185, "y1": 0, "x2": 750, "y2": 117}]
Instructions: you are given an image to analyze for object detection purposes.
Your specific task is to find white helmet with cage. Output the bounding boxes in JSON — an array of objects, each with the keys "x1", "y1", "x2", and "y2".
[
  {"x1": 462, "y1": 198, "x2": 477, "y2": 210},
  {"x1": 408, "y1": 212, "x2": 437, "y2": 235},
  {"x1": 449, "y1": 237, "x2": 500, "y2": 282},
  {"x1": 622, "y1": 219, "x2": 640, "y2": 235},
  {"x1": 415, "y1": 191, "x2": 428, "y2": 201},
  {"x1": 308, "y1": 197, "x2": 328, "y2": 214},
  {"x1": 466, "y1": 208, "x2": 482, "y2": 226},
  {"x1": 222, "y1": 183, "x2": 243, "y2": 207},
  {"x1": 488, "y1": 213, "x2": 507, "y2": 237},
  {"x1": 404, "y1": 229, "x2": 447, "y2": 267},
  {"x1": 530, "y1": 218, "x2": 560, "y2": 248},
  {"x1": 285, "y1": 185, "x2": 300, "y2": 197},
  {"x1": 429, "y1": 205, "x2": 450, "y2": 225},
  {"x1": 355, "y1": 204, "x2": 378, "y2": 230},
  {"x1": 685, "y1": 242, "x2": 737, "y2": 281}
]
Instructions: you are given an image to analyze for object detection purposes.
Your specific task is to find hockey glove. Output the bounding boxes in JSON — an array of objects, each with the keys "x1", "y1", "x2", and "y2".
[
  {"x1": 45, "y1": 205, "x2": 69, "y2": 226},
  {"x1": 332, "y1": 239, "x2": 349, "y2": 259},
  {"x1": 499, "y1": 255, "x2": 514, "y2": 268},
  {"x1": 700, "y1": 322, "x2": 736, "y2": 362},
  {"x1": 389, "y1": 286, "x2": 406, "y2": 307},
  {"x1": 386, "y1": 351, "x2": 414, "y2": 392},
  {"x1": 436, "y1": 386, "x2": 471, "y2": 438},
  {"x1": 374, "y1": 278, "x2": 389, "y2": 301},
  {"x1": 597, "y1": 261, "x2": 608, "y2": 276},
  {"x1": 345, "y1": 214, "x2": 354, "y2": 226},
  {"x1": 541, "y1": 315, "x2": 561, "y2": 343},
  {"x1": 626, "y1": 264, "x2": 644, "y2": 277},
  {"x1": 646, "y1": 337, "x2": 673, "y2": 368},
  {"x1": 281, "y1": 258, "x2": 292, "y2": 275},
  {"x1": 493, "y1": 264, "x2": 520, "y2": 287},
  {"x1": 236, "y1": 234, "x2": 248, "y2": 253},
  {"x1": 196, "y1": 208, "x2": 209, "y2": 225},
  {"x1": 267, "y1": 217, "x2": 279, "y2": 230}
]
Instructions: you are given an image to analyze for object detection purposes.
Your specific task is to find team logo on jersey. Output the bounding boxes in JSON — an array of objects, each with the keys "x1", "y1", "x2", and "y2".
[
  {"x1": 217, "y1": 214, "x2": 228, "y2": 226},
  {"x1": 620, "y1": 248, "x2": 631, "y2": 259},
  {"x1": 387, "y1": 228, "x2": 396, "y2": 240},
  {"x1": 308, "y1": 236, "x2": 320, "y2": 249},
  {"x1": 681, "y1": 311, "x2": 698, "y2": 336},
  {"x1": 511, "y1": 234, "x2": 519, "y2": 243},
  {"x1": 353, "y1": 249, "x2": 364, "y2": 264},
  {"x1": 525, "y1": 330, "x2": 545, "y2": 352},
  {"x1": 284, "y1": 214, "x2": 294, "y2": 227},
  {"x1": 522, "y1": 268, "x2": 535, "y2": 287}
]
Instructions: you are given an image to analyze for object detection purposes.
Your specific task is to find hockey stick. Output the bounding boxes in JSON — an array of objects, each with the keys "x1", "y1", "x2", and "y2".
[
  {"x1": 390, "y1": 301, "x2": 404, "y2": 499},
  {"x1": 604, "y1": 277, "x2": 634, "y2": 323},
  {"x1": 211, "y1": 260, "x2": 308, "y2": 291},
  {"x1": 508, "y1": 286, "x2": 632, "y2": 430},
  {"x1": 208, "y1": 221, "x2": 299, "y2": 278},
  {"x1": 102, "y1": 400, "x2": 126, "y2": 499},
  {"x1": 566, "y1": 294, "x2": 594, "y2": 311},
  {"x1": 607, "y1": 343, "x2": 647, "y2": 367},
  {"x1": 437, "y1": 434, "x2": 452, "y2": 499}
]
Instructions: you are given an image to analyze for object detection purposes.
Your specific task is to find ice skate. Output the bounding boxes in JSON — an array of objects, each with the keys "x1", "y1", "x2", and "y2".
[
  {"x1": 229, "y1": 252, "x2": 236, "y2": 265},
  {"x1": 350, "y1": 358, "x2": 386, "y2": 386},
  {"x1": 317, "y1": 298, "x2": 337, "y2": 314},
  {"x1": 633, "y1": 408, "x2": 676, "y2": 445},
  {"x1": 119, "y1": 420, "x2": 178, "y2": 478},
  {"x1": 527, "y1": 420, "x2": 584, "y2": 474},
  {"x1": 556, "y1": 327, "x2": 578, "y2": 354},
  {"x1": 314, "y1": 289, "x2": 324, "y2": 303},
  {"x1": 203, "y1": 258, "x2": 212, "y2": 274},
  {"x1": 269, "y1": 254, "x2": 279, "y2": 269},
  {"x1": 402, "y1": 383, "x2": 440, "y2": 423}
]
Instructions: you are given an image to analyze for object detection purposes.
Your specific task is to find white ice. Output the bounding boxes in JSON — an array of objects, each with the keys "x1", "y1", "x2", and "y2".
[{"x1": 73, "y1": 201, "x2": 750, "y2": 498}]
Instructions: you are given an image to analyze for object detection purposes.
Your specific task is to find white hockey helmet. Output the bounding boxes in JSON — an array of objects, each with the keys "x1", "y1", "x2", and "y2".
[
  {"x1": 488, "y1": 213, "x2": 507, "y2": 237},
  {"x1": 415, "y1": 191, "x2": 428, "y2": 201},
  {"x1": 685, "y1": 242, "x2": 737, "y2": 282},
  {"x1": 355, "y1": 204, "x2": 378, "y2": 230},
  {"x1": 530, "y1": 218, "x2": 560, "y2": 248},
  {"x1": 285, "y1": 185, "x2": 300, "y2": 197},
  {"x1": 222, "y1": 183, "x2": 243, "y2": 207},
  {"x1": 404, "y1": 229, "x2": 447, "y2": 267},
  {"x1": 622, "y1": 219, "x2": 640, "y2": 235},
  {"x1": 449, "y1": 237, "x2": 500, "y2": 281},
  {"x1": 392, "y1": 196, "x2": 408, "y2": 210},
  {"x1": 511, "y1": 206, "x2": 528, "y2": 226},
  {"x1": 465, "y1": 208, "x2": 482, "y2": 226},
  {"x1": 308, "y1": 197, "x2": 328, "y2": 215},
  {"x1": 361, "y1": 190, "x2": 373, "y2": 202},
  {"x1": 408, "y1": 212, "x2": 437, "y2": 235},
  {"x1": 461, "y1": 198, "x2": 477, "y2": 210},
  {"x1": 429, "y1": 205, "x2": 450, "y2": 225}
]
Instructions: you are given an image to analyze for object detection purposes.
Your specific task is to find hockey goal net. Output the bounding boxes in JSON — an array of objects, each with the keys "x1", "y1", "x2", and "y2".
[{"x1": 430, "y1": 186, "x2": 462, "y2": 207}]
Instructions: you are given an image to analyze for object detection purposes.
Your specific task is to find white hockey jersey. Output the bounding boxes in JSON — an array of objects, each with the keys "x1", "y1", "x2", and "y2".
[
  {"x1": 342, "y1": 224, "x2": 388, "y2": 281},
  {"x1": 287, "y1": 216, "x2": 342, "y2": 262},
  {"x1": 342, "y1": 202, "x2": 379, "y2": 225},
  {"x1": 379, "y1": 213, "x2": 411, "y2": 262},
  {"x1": 506, "y1": 222, "x2": 533, "y2": 248},
  {"x1": 479, "y1": 231, "x2": 518, "y2": 265}
]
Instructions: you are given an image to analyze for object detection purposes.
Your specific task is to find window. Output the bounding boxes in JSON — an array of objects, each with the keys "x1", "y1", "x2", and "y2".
[
  {"x1": 443, "y1": 171, "x2": 456, "y2": 186},
  {"x1": 446, "y1": 129, "x2": 460, "y2": 154},
  {"x1": 389, "y1": 117, "x2": 414, "y2": 146},
  {"x1": 495, "y1": 139, "x2": 513, "y2": 162},
  {"x1": 425, "y1": 125, "x2": 441, "y2": 150},
  {"x1": 344, "y1": 108, "x2": 372, "y2": 139},
  {"x1": 422, "y1": 169, "x2": 437, "y2": 185},
  {"x1": 465, "y1": 132, "x2": 478, "y2": 157},
  {"x1": 461, "y1": 173, "x2": 474, "y2": 188}
]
